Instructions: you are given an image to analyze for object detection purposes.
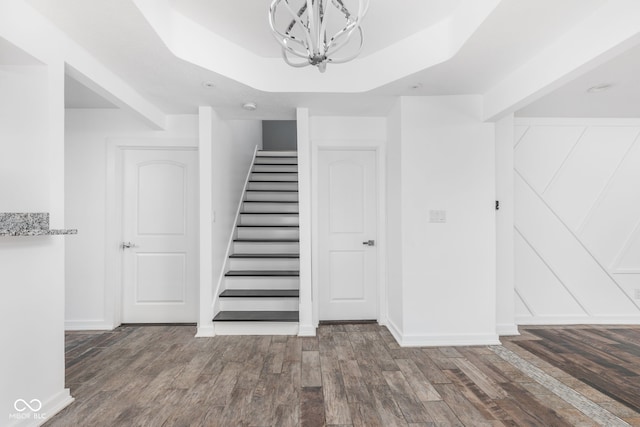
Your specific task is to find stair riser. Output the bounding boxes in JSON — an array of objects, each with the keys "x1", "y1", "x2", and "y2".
[
  {"x1": 236, "y1": 228, "x2": 300, "y2": 240},
  {"x1": 214, "y1": 322, "x2": 299, "y2": 335},
  {"x1": 233, "y1": 242, "x2": 299, "y2": 254},
  {"x1": 257, "y1": 151, "x2": 297, "y2": 157},
  {"x1": 251, "y1": 173, "x2": 298, "y2": 182},
  {"x1": 242, "y1": 202, "x2": 299, "y2": 213},
  {"x1": 228, "y1": 258, "x2": 300, "y2": 270},
  {"x1": 245, "y1": 191, "x2": 298, "y2": 202},
  {"x1": 239, "y1": 214, "x2": 299, "y2": 226},
  {"x1": 253, "y1": 165, "x2": 298, "y2": 173},
  {"x1": 254, "y1": 157, "x2": 298, "y2": 165},
  {"x1": 247, "y1": 182, "x2": 298, "y2": 191},
  {"x1": 224, "y1": 276, "x2": 300, "y2": 290},
  {"x1": 219, "y1": 298, "x2": 299, "y2": 311}
]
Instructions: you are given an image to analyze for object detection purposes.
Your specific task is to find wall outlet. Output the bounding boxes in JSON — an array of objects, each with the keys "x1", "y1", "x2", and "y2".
[{"x1": 635, "y1": 289, "x2": 640, "y2": 300}]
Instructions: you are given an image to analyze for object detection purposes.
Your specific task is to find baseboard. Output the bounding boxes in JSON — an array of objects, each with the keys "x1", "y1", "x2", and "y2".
[
  {"x1": 385, "y1": 318, "x2": 403, "y2": 346},
  {"x1": 517, "y1": 316, "x2": 640, "y2": 325},
  {"x1": 7, "y1": 388, "x2": 74, "y2": 427},
  {"x1": 195, "y1": 324, "x2": 216, "y2": 338},
  {"x1": 496, "y1": 323, "x2": 520, "y2": 336},
  {"x1": 298, "y1": 323, "x2": 317, "y2": 337},
  {"x1": 64, "y1": 320, "x2": 114, "y2": 331}
]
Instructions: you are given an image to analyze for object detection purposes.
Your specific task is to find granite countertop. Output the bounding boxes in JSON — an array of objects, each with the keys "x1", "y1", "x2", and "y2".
[{"x1": 0, "y1": 213, "x2": 77, "y2": 236}]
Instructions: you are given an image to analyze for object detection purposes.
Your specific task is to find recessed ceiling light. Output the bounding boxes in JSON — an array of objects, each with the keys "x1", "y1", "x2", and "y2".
[
  {"x1": 202, "y1": 81, "x2": 216, "y2": 89},
  {"x1": 587, "y1": 83, "x2": 613, "y2": 93},
  {"x1": 242, "y1": 102, "x2": 257, "y2": 111}
]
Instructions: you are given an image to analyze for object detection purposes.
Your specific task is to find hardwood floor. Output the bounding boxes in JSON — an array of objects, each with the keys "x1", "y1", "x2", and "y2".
[
  {"x1": 45, "y1": 324, "x2": 640, "y2": 426},
  {"x1": 507, "y1": 326, "x2": 640, "y2": 420}
]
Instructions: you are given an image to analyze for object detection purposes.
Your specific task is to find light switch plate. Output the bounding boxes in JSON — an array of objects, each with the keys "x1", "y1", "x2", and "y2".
[{"x1": 429, "y1": 210, "x2": 447, "y2": 223}]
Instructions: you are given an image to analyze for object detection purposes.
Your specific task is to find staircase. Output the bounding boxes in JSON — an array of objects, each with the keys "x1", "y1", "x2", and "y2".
[{"x1": 213, "y1": 150, "x2": 300, "y2": 335}]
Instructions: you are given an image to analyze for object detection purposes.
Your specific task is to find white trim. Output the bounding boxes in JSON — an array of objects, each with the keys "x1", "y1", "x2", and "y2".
[
  {"x1": 195, "y1": 324, "x2": 216, "y2": 338},
  {"x1": 297, "y1": 324, "x2": 316, "y2": 337},
  {"x1": 385, "y1": 318, "x2": 403, "y2": 346},
  {"x1": 105, "y1": 137, "x2": 198, "y2": 330},
  {"x1": 517, "y1": 316, "x2": 640, "y2": 325},
  {"x1": 514, "y1": 117, "x2": 640, "y2": 127},
  {"x1": 395, "y1": 332, "x2": 501, "y2": 347},
  {"x1": 311, "y1": 140, "x2": 387, "y2": 325},
  {"x1": 214, "y1": 322, "x2": 300, "y2": 336},
  {"x1": 211, "y1": 145, "x2": 259, "y2": 318},
  {"x1": 65, "y1": 321, "x2": 114, "y2": 331},
  {"x1": 297, "y1": 108, "x2": 316, "y2": 335},
  {"x1": 613, "y1": 269, "x2": 640, "y2": 274},
  {"x1": 496, "y1": 323, "x2": 520, "y2": 336},
  {"x1": 7, "y1": 389, "x2": 74, "y2": 427},
  {"x1": 198, "y1": 107, "x2": 214, "y2": 335}
]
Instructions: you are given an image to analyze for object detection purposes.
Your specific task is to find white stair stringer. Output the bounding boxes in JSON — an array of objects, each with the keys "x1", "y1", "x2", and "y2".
[{"x1": 213, "y1": 150, "x2": 301, "y2": 335}]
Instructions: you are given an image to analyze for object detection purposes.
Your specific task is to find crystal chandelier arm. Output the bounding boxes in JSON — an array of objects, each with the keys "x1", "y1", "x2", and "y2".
[
  {"x1": 269, "y1": 0, "x2": 315, "y2": 58},
  {"x1": 324, "y1": 0, "x2": 367, "y2": 57},
  {"x1": 281, "y1": 48, "x2": 312, "y2": 67},
  {"x1": 324, "y1": 22, "x2": 359, "y2": 56},
  {"x1": 269, "y1": 0, "x2": 369, "y2": 71},
  {"x1": 326, "y1": 27, "x2": 363, "y2": 64}
]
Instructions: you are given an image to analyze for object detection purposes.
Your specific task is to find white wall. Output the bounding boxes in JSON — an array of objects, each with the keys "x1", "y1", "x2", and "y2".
[
  {"x1": 65, "y1": 109, "x2": 198, "y2": 329},
  {"x1": 495, "y1": 114, "x2": 517, "y2": 335},
  {"x1": 388, "y1": 96, "x2": 498, "y2": 346},
  {"x1": 514, "y1": 118, "x2": 640, "y2": 323},
  {"x1": 210, "y1": 113, "x2": 262, "y2": 319},
  {"x1": 0, "y1": 64, "x2": 72, "y2": 425},
  {"x1": 386, "y1": 102, "x2": 404, "y2": 332}
]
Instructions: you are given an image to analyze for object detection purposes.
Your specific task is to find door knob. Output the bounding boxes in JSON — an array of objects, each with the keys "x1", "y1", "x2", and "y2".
[
  {"x1": 362, "y1": 240, "x2": 375, "y2": 246},
  {"x1": 121, "y1": 242, "x2": 136, "y2": 249}
]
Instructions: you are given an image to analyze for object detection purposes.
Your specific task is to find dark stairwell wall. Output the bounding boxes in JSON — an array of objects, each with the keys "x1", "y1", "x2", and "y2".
[{"x1": 262, "y1": 120, "x2": 297, "y2": 151}]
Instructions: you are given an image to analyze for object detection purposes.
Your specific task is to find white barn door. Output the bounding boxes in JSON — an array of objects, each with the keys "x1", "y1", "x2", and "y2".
[
  {"x1": 318, "y1": 149, "x2": 378, "y2": 320},
  {"x1": 122, "y1": 148, "x2": 198, "y2": 323}
]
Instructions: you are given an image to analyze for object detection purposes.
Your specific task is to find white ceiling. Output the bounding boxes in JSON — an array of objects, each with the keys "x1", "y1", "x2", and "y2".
[
  {"x1": 65, "y1": 74, "x2": 118, "y2": 109},
  {"x1": 517, "y1": 43, "x2": 640, "y2": 118},
  {"x1": 170, "y1": 0, "x2": 461, "y2": 59},
  {"x1": 21, "y1": 0, "x2": 640, "y2": 119},
  {"x1": 0, "y1": 36, "x2": 41, "y2": 65}
]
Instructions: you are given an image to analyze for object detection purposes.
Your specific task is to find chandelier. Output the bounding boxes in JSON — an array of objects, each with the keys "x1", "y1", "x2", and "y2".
[{"x1": 268, "y1": 0, "x2": 370, "y2": 73}]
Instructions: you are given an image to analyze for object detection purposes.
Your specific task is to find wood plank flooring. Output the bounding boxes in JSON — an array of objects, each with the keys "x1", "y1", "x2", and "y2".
[
  {"x1": 507, "y1": 325, "x2": 640, "y2": 420},
  {"x1": 44, "y1": 324, "x2": 640, "y2": 426}
]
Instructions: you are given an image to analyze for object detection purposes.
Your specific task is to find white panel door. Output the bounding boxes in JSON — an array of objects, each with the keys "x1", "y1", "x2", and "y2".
[
  {"x1": 318, "y1": 150, "x2": 378, "y2": 320},
  {"x1": 122, "y1": 149, "x2": 198, "y2": 323}
]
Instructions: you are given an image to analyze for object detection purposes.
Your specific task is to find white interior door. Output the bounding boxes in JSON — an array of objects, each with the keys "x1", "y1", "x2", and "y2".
[
  {"x1": 122, "y1": 148, "x2": 198, "y2": 323},
  {"x1": 318, "y1": 149, "x2": 378, "y2": 320}
]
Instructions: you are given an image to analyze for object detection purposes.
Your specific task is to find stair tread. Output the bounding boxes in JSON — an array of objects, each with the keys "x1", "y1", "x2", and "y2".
[
  {"x1": 237, "y1": 225, "x2": 299, "y2": 228},
  {"x1": 243, "y1": 201, "x2": 299, "y2": 203},
  {"x1": 213, "y1": 311, "x2": 299, "y2": 322},
  {"x1": 246, "y1": 190, "x2": 298, "y2": 193},
  {"x1": 230, "y1": 253, "x2": 299, "y2": 259},
  {"x1": 226, "y1": 270, "x2": 300, "y2": 276},
  {"x1": 234, "y1": 239, "x2": 300, "y2": 242},
  {"x1": 257, "y1": 152, "x2": 297, "y2": 157},
  {"x1": 249, "y1": 181, "x2": 299, "y2": 183},
  {"x1": 241, "y1": 212, "x2": 299, "y2": 215},
  {"x1": 252, "y1": 171, "x2": 298, "y2": 174},
  {"x1": 220, "y1": 289, "x2": 299, "y2": 298}
]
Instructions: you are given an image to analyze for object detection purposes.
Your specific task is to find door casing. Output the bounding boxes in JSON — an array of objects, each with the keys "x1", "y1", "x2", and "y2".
[
  {"x1": 311, "y1": 143, "x2": 387, "y2": 327},
  {"x1": 106, "y1": 138, "x2": 198, "y2": 328}
]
